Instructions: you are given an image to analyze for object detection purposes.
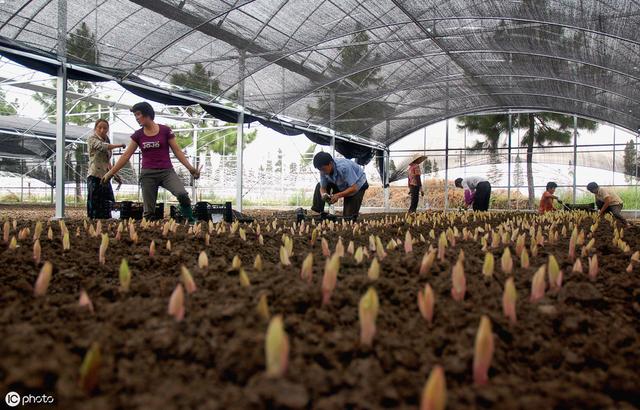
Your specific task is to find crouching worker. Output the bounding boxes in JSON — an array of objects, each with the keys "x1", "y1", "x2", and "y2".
[
  {"x1": 455, "y1": 176, "x2": 491, "y2": 211},
  {"x1": 539, "y1": 181, "x2": 559, "y2": 214},
  {"x1": 311, "y1": 152, "x2": 369, "y2": 220},
  {"x1": 102, "y1": 102, "x2": 200, "y2": 223},
  {"x1": 586, "y1": 182, "x2": 629, "y2": 226}
]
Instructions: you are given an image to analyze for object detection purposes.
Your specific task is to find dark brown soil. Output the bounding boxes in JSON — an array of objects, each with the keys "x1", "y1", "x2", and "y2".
[{"x1": 1, "y1": 210, "x2": 639, "y2": 409}]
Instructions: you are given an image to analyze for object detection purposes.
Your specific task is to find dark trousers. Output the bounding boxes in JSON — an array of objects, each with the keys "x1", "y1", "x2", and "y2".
[
  {"x1": 473, "y1": 181, "x2": 491, "y2": 211},
  {"x1": 408, "y1": 185, "x2": 421, "y2": 212},
  {"x1": 312, "y1": 182, "x2": 368, "y2": 219},
  {"x1": 87, "y1": 176, "x2": 114, "y2": 219},
  {"x1": 596, "y1": 200, "x2": 628, "y2": 224}
]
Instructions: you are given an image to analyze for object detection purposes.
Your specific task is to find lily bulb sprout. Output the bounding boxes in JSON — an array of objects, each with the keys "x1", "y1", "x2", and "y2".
[
  {"x1": 322, "y1": 254, "x2": 340, "y2": 305},
  {"x1": 79, "y1": 342, "x2": 101, "y2": 395},
  {"x1": 180, "y1": 266, "x2": 197, "y2": 294},
  {"x1": 257, "y1": 293, "x2": 270, "y2": 320},
  {"x1": 417, "y1": 283, "x2": 435, "y2": 324},
  {"x1": 501, "y1": 247, "x2": 513, "y2": 274},
  {"x1": 265, "y1": 315, "x2": 289, "y2": 378},
  {"x1": 420, "y1": 250, "x2": 436, "y2": 275},
  {"x1": 168, "y1": 283, "x2": 185, "y2": 321},
  {"x1": 34, "y1": 261, "x2": 53, "y2": 297},
  {"x1": 530, "y1": 266, "x2": 546, "y2": 302},
  {"x1": 119, "y1": 259, "x2": 131, "y2": 292},
  {"x1": 473, "y1": 315, "x2": 495, "y2": 385},
  {"x1": 420, "y1": 365, "x2": 446, "y2": 410},
  {"x1": 588, "y1": 254, "x2": 599, "y2": 279},
  {"x1": 198, "y1": 251, "x2": 208, "y2": 269},
  {"x1": 502, "y1": 277, "x2": 517, "y2": 324},
  {"x1": 437, "y1": 232, "x2": 447, "y2": 262},
  {"x1": 358, "y1": 287, "x2": 380, "y2": 347},
  {"x1": 368, "y1": 257, "x2": 380, "y2": 280},
  {"x1": 79, "y1": 289, "x2": 94, "y2": 314},
  {"x1": 547, "y1": 255, "x2": 561, "y2": 289},
  {"x1": 482, "y1": 252, "x2": 494, "y2": 277},
  {"x1": 300, "y1": 253, "x2": 313, "y2": 282},
  {"x1": 451, "y1": 260, "x2": 466, "y2": 302},
  {"x1": 254, "y1": 254, "x2": 263, "y2": 272}
]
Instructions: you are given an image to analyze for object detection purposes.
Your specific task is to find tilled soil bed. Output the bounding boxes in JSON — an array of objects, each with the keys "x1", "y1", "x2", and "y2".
[{"x1": 1, "y1": 211, "x2": 639, "y2": 409}]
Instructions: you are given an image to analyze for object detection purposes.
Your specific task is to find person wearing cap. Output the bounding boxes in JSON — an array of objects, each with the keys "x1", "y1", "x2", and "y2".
[
  {"x1": 586, "y1": 182, "x2": 628, "y2": 226},
  {"x1": 407, "y1": 157, "x2": 424, "y2": 213},
  {"x1": 311, "y1": 152, "x2": 369, "y2": 220},
  {"x1": 454, "y1": 176, "x2": 491, "y2": 211}
]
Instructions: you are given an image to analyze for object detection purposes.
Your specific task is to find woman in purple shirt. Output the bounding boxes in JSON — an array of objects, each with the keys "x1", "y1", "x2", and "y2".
[{"x1": 102, "y1": 102, "x2": 200, "y2": 222}]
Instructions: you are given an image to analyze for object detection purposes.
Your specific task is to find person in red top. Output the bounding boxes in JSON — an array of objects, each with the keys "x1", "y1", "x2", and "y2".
[
  {"x1": 102, "y1": 102, "x2": 200, "y2": 222},
  {"x1": 407, "y1": 157, "x2": 424, "y2": 212},
  {"x1": 539, "y1": 181, "x2": 559, "y2": 214}
]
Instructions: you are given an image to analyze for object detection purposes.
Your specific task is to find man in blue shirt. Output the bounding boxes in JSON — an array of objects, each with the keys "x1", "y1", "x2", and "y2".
[{"x1": 311, "y1": 152, "x2": 369, "y2": 220}]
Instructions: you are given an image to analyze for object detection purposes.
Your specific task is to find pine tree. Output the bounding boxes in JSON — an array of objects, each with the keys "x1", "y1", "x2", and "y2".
[
  {"x1": 275, "y1": 148, "x2": 283, "y2": 174},
  {"x1": 0, "y1": 89, "x2": 18, "y2": 116},
  {"x1": 421, "y1": 157, "x2": 432, "y2": 175},
  {"x1": 513, "y1": 154, "x2": 525, "y2": 187},
  {"x1": 307, "y1": 28, "x2": 386, "y2": 139},
  {"x1": 486, "y1": 151, "x2": 503, "y2": 185},
  {"x1": 623, "y1": 139, "x2": 637, "y2": 183}
]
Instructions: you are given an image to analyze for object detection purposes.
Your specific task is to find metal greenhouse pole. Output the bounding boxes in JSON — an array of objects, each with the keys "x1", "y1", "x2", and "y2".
[
  {"x1": 572, "y1": 115, "x2": 578, "y2": 203},
  {"x1": 507, "y1": 113, "x2": 512, "y2": 209},
  {"x1": 192, "y1": 126, "x2": 198, "y2": 201},
  {"x1": 444, "y1": 117, "x2": 449, "y2": 212},
  {"x1": 443, "y1": 62, "x2": 450, "y2": 212},
  {"x1": 633, "y1": 127, "x2": 640, "y2": 219},
  {"x1": 384, "y1": 120, "x2": 390, "y2": 211},
  {"x1": 55, "y1": 0, "x2": 67, "y2": 219},
  {"x1": 330, "y1": 89, "x2": 336, "y2": 158},
  {"x1": 236, "y1": 50, "x2": 245, "y2": 213}
]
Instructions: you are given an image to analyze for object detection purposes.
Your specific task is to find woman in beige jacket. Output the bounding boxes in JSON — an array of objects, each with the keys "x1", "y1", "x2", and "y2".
[{"x1": 86, "y1": 119, "x2": 124, "y2": 218}]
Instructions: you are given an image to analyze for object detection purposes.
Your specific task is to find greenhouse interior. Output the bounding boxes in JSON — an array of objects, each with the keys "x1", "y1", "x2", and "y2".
[{"x1": 0, "y1": 1, "x2": 639, "y2": 409}]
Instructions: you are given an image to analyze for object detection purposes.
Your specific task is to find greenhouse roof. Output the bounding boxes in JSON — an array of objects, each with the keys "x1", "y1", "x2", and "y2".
[{"x1": 1, "y1": 0, "x2": 639, "y2": 148}]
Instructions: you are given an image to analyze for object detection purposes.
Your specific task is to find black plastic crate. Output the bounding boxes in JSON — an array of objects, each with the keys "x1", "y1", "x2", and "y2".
[
  {"x1": 115, "y1": 201, "x2": 163, "y2": 220},
  {"x1": 562, "y1": 202, "x2": 595, "y2": 211},
  {"x1": 170, "y1": 201, "x2": 233, "y2": 223}
]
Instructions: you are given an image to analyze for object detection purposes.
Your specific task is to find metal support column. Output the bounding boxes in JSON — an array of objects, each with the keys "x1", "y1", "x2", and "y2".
[
  {"x1": 54, "y1": 0, "x2": 67, "y2": 219},
  {"x1": 444, "y1": 63, "x2": 450, "y2": 212},
  {"x1": 192, "y1": 126, "x2": 198, "y2": 201},
  {"x1": 507, "y1": 113, "x2": 512, "y2": 209},
  {"x1": 383, "y1": 149, "x2": 390, "y2": 211},
  {"x1": 423, "y1": 126, "x2": 427, "y2": 209},
  {"x1": 444, "y1": 118, "x2": 449, "y2": 212},
  {"x1": 235, "y1": 50, "x2": 245, "y2": 213},
  {"x1": 635, "y1": 129, "x2": 638, "y2": 219},
  {"x1": 384, "y1": 120, "x2": 391, "y2": 211},
  {"x1": 572, "y1": 115, "x2": 578, "y2": 203},
  {"x1": 329, "y1": 89, "x2": 336, "y2": 158}
]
